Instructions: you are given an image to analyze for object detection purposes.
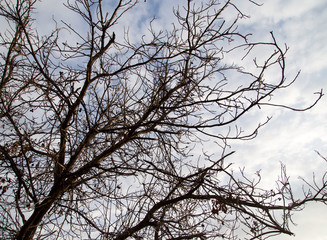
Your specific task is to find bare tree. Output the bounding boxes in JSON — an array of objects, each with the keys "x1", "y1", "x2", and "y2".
[{"x1": 0, "y1": 0, "x2": 325, "y2": 239}]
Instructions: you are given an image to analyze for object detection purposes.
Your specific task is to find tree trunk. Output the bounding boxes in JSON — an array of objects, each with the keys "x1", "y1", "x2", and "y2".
[{"x1": 15, "y1": 184, "x2": 64, "y2": 240}]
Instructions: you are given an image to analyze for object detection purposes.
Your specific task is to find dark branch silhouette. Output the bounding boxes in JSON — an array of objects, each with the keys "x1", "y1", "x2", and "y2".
[{"x1": 0, "y1": 0, "x2": 325, "y2": 239}]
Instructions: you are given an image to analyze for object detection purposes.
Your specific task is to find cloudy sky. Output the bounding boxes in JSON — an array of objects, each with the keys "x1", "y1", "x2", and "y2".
[
  {"x1": 227, "y1": 1, "x2": 327, "y2": 239},
  {"x1": 31, "y1": 0, "x2": 327, "y2": 239}
]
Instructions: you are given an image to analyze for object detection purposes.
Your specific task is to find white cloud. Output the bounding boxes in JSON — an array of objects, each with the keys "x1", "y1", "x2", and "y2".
[{"x1": 227, "y1": 1, "x2": 327, "y2": 238}]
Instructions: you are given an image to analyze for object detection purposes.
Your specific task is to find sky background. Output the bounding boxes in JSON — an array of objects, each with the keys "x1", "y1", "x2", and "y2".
[
  {"x1": 228, "y1": 1, "x2": 327, "y2": 239},
  {"x1": 229, "y1": 1, "x2": 327, "y2": 239},
  {"x1": 29, "y1": 0, "x2": 327, "y2": 239}
]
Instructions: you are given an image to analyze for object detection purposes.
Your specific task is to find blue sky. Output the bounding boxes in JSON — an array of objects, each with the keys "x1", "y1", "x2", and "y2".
[{"x1": 29, "y1": 0, "x2": 327, "y2": 239}]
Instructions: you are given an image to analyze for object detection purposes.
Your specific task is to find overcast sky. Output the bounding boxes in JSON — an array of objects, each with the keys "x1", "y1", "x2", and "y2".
[
  {"x1": 31, "y1": 0, "x2": 327, "y2": 239},
  {"x1": 227, "y1": 1, "x2": 327, "y2": 239}
]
